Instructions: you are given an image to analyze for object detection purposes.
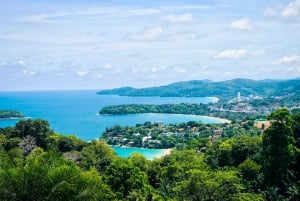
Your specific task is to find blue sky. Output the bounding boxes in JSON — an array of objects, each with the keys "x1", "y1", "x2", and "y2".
[{"x1": 0, "y1": 0, "x2": 300, "y2": 90}]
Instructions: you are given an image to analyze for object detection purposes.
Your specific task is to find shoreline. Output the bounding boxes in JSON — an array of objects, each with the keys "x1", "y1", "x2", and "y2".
[
  {"x1": 163, "y1": 113, "x2": 231, "y2": 124},
  {"x1": 201, "y1": 115, "x2": 231, "y2": 124},
  {"x1": 100, "y1": 112, "x2": 231, "y2": 124},
  {"x1": 0, "y1": 117, "x2": 21, "y2": 120},
  {"x1": 152, "y1": 148, "x2": 174, "y2": 159},
  {"x1": 111, "y1": 145, "x2": 174, "y2": 160},
  {"x1": 0, "y1": 116, "x2": 30, "y2": 121}
]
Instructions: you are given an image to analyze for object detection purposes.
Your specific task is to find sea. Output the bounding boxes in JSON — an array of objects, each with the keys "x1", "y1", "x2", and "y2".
[{"x1": 0, "y1": 90, "x2": 222, "y2": 159}]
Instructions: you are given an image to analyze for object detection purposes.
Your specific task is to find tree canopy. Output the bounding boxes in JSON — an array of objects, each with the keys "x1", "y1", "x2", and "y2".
[{"x1": 0, "y1": 111, "x2": 299, "y2": 201}]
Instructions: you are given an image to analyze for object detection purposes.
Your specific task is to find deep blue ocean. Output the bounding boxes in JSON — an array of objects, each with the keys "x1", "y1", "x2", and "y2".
[{"x1": 0, "y1": 90, "x2": 221, "y2": 158}]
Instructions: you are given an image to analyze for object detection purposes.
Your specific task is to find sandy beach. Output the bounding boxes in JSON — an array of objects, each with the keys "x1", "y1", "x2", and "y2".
[
  {"x1": 202, "y1": 116, "x2": 232, "y2": 124},
  {"x1": 152, "y1": 148, "x2": 174, "y2": 159}
]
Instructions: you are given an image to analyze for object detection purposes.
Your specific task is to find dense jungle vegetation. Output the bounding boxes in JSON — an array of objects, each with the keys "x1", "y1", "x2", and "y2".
[{"x1": 0, "y1": 108, "x2": 299, "y2": 201}]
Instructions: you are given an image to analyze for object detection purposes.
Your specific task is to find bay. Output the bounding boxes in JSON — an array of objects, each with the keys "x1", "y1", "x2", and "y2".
[
  {"x1": 0, "y1": 90, "x2": 221, "y2": 158},
  {"x1": 112, "y1": 146, "x2": 170, "y2": 160}
]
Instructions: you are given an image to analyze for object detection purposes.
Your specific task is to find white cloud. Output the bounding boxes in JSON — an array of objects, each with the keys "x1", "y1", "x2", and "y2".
[
  {"x1": 214, "y1": 49, "x2": 265, "y2": 59},
  {"x1": 164, "y1": 14, "x2": 193, "y2": 23},
  {"x1": 151, "y1": 67, "x2": 158, "y2": 73},
  {"x1": 22, "y1": 69, "x2": 36, "y2": 75},
  {"x1": 265, "y1": 0, "x2": 300, "y2": 18},
  {"x1": 163, "y1": 31, "x2": 203, "y2": 41},
  {"x1": 0, "y1": 60, "x2": 35, "y2": 79},
  {"x1": 161, "y1": 5, "x2": 211, "y2": 11},
  {"x1": 19, "y1": 7, "x2": 162, "y2": 23},
  {"x1": 76, "y1": 71, "x2": 88, "y2": 76},
  {"x1": 16, "y1": 60, "x2": 26, "y2": 66},
  {"x1": 174, "y1": 67, "x2": 187, "y2": 73},
  {"x1": 229, "y1": 18, "x2": 253, "y2": 30},
  {"x1": 101, "y1": 64, "x2": 113, "y2": 70},
  {"x1": 214, "y1": 49, "x2": 247, "y2": 59},
  {"x1": 276, "y1": 55, "x2": 300, "y2": 64},
  {"x1": 132, "y1": 27, "x2": 163, "y2": 41},
  {"x1": 282, "y1": 0, "x2": 300, "y2": 17},
  {"x1": 129, "y1": 8, "x2": 161, "y2": 16},
  {"x1": 129, "y1": 28, "x2": 203, "y2": 42},
  {"x1": 217, "y1": 4, "x2": 231, "y2": 8}
]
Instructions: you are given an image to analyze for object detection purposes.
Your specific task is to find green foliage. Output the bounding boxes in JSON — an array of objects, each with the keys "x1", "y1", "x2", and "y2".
[
  {"x1": 0, "y1": 111, "x2": 299, "y2": 200},
  {"x1": 0, "y1": 147, "x2": 23, "y2": 168},
  {"x1": 79, "y1": 140, "x2": 116, "y2": 172},
  {"x1": 232, "y1": 193, "x2": 266, "y2": 201},
  {"x1": 262, "y1": 109, "x2": 297, "y2": 193},
  {"x1": 57, "y1": 137, "x2": 74, "y2": 152},
  {"x1": 99, "y1": 103, "x2": 263, "y2": 122},
  {"x1": 104, "y1": 157, "x2": 150, "y2": 199},
  {"x1": 174, "y1": 169, "x2": 243, "y2": 201},
  {"x1": 128, "y1": 152, "x2": 150, "y2": 172},
  {"x1": 50, "y1": 134, "x2": 87, "y2": 152},
  {"x1": 15, "y1": 119, "x2": 53, "y2": 149},
  {"x1": 205, "y1": 135, "x2": 261, "y2": 168},
  {"x1": 238, "y1": 158, "x2": 261, "y2": 181},
  {"x1": 0, "y1": 110, "x2": 23, "y2": 119},
  {"x1": 0, "y1": 149, "x2": 115, "y2": 201}
]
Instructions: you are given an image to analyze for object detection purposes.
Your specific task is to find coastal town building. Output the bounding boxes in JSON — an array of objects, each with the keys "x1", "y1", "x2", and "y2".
[{"x1": 254, "y1": 119, "x2": 271, "y2": 130}]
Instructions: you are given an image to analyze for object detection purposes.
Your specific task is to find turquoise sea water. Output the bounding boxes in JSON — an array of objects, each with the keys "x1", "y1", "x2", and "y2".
[
  {"x1": 0, "y1": 90, "x2": 221, "y2": 158},
  {"x1": 112, "y1": 146, "x2": 167, "y2": 159}
]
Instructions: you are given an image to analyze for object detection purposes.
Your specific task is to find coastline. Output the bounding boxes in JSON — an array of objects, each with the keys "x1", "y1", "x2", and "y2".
[
  {"x1": 201, "y1": 115, "x2": 231, "y2": 124},
  {"x1": 149, "y1": 113, "x2": 231, "y2": 124},
  {"x1": 0, "y1": 116, "x2": 30, "y2": 121},
  {"x1": 0, "y1": 117, "x2": 21, "y2": 120},
  {"x1": 100, "y1": 112, "x2": 231, "y2": 124},
  {"x1": 111, "y1": 145, "x2": 174, "y2": 160},
  {"x1": 168, "y1": 113, "x2": 231, "y2": 124},
  {"x1": 152, "y1": 148, "x2": 173, "y2": 159}
]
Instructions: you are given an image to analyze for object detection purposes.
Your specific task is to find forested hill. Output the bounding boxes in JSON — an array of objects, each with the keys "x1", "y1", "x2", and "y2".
[{"x1": 97, "y1": 78, "x2": 300, "y2": 98}]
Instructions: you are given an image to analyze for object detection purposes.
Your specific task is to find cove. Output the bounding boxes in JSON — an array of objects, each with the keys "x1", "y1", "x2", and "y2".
[{"x1": 0, "y1": 91, "x2": 224, "y2": 158}]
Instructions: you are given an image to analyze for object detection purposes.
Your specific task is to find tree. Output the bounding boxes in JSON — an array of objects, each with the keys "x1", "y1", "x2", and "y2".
[
  {"x1": 128, "y1": 152, "x2": 149, "y2": 172},
  {"x1": 79, "y1": 140, "x2": 116, "y2": 172},
  {"x1": 262, "y1": 109, "x2": 297, "y2": 194},
  {"x1": 174, "y1": 169, "x2": 243, "y2": 201},
  {"x1": 158, "y1": 160, "x2": 183, "y2": 199},
  {"x1": 57, "y1": 137, "x2": 74, "y2": 152},
  {"x1": 18, "y1": 135, "x2": 36, "y2": 156},
  {"x1": 238, "y1": 158, "x2": 262, "y2": 192},
  {"x1": 0, "y1": 148, "x2": 115, "y2": 201},
  {"x1": 15, "y1": 119, "x2": 53, "y2": 149},
  {"x1": 104, "y1": 158, "x2": 150, "y2": 199},
  {"x1": 231, "y1": 135, "x2": 261, "y2": 166},
  {"x1": 232, "y1": 193, "x2": 265, "y2": 201},
  {"x1": 205, "y1": 135, "x2": 261, "y2": 168}
]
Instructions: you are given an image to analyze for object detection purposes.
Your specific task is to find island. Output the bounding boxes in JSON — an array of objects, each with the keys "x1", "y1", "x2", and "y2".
[{"x1": 0, "y1": 110, "x2": 23, "y2": 119}]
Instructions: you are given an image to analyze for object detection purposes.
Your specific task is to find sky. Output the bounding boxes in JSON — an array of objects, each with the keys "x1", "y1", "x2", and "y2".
[{"x1": 0, "y1": 0, "x2": 300, "y2": 91}]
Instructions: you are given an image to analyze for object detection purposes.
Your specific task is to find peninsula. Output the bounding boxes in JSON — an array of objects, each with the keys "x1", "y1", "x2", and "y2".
[{"x1": 99, "y1": 103, "x2": 263, "y2": 122}]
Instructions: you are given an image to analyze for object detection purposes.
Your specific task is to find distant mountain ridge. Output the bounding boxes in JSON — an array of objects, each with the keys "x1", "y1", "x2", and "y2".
[{"x1": 97, "y1": 78, "x2": 300, "y2": 98}]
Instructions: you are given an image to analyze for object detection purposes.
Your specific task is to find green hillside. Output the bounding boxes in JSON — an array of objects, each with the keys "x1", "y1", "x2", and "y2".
[{"x1": 97, "y1": 78, "x2": 300, "y2": 98}]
